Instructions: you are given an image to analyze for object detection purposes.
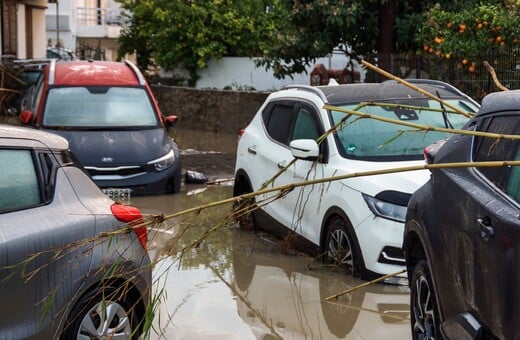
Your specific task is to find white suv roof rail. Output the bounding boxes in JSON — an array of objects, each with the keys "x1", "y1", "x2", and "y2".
[{"x1": 281, "y1": 84, "x2": 328, "y2": 103}]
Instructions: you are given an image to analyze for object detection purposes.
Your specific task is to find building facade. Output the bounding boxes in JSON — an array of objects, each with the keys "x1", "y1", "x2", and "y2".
[{"x1": 1, "y1": 0, "x2": 49, "y2": 59}]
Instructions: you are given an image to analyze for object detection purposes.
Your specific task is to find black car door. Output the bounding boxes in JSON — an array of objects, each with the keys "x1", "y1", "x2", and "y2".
[{"x1": 434, "y1": 113, "x2": 520, "y2": 339}]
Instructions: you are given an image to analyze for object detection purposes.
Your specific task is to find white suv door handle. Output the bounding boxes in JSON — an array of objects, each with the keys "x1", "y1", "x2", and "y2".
[
  {"x1": 247, "y1": 146, "x2": 257, "y2": 155},
  {"x1": 277, "y1": 161, "x2": 286, "y2": 169}
]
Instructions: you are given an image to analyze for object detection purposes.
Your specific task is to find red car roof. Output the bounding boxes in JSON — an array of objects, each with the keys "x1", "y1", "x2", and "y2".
[{"x1": 52, "y1": 61, "x2": 143, "y2": 86}]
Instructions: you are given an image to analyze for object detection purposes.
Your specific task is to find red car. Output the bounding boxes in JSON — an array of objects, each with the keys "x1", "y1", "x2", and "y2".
[{"x1": 19, "y1": 59, "x2": 182, "y2": 196}]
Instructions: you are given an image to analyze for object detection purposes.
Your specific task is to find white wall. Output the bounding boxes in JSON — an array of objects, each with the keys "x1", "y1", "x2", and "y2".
[{"x1": 192, "y1": 55, "x2": 365, "y2": 91}]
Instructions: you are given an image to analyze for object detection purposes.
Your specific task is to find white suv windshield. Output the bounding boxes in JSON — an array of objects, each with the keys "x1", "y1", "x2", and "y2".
[
  {"x1": 331, "y1": 99, "x2": 476, "y2": 161},
  {"x1": 42, "y1": 87, "x2": 158, "y2": 128}
]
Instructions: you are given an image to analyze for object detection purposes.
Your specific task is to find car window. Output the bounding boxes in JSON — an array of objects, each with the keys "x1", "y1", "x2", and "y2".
[
  {"x1": 0, "y1": 149, "x2": 41, "y2": 212},
  {"x1": 331, "y1": 98, "x2": 472, "y2": 161},
  {"x1": 263, "y1": 103, "x2": 293, "y2": 145},
  {"x1": 292, "y1": 107, "x2": 320, "y2": 141},
  {"x1": 474, "y1": 114, "x2": 520, "y2": 193},
  {"x1": 42, "y1": 87, "x2": 158, "y2": 128},
  {"x1": 506, "y1": 146, "x2": 520, "y2": 203}
]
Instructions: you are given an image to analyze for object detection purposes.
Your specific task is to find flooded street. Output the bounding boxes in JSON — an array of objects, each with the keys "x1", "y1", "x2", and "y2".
[{"x1": 131, "y1": 128, "x2": 412, "y2": 339}]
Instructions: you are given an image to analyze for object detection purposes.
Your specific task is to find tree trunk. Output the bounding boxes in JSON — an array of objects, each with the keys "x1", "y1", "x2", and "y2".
[{"x1": 378, "y1": 0, "x2": 397, "y2": 53}]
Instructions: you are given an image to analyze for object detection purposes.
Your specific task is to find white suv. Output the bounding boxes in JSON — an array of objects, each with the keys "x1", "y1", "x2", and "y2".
[{"x1": 233, "y1": 82, "x2": 478, "y2": 280}]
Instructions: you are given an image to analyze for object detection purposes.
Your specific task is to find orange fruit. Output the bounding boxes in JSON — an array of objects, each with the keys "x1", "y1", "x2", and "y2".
[
  {"x1": 447, "y1": 22, "x2": 453, "y2": 28},
  {"x1": 496, "y1": 36, "x2": 503, "y2": 43},
  {"x1": 468, "y1": 65, "x2": 475, "y2": 72},
  {"x1": 477, "y1": 23, "x2": 483, "y2": 30},
  {"x1": 445, "y1": 53, "x2": 451, "y2": 59},
  {"x1": 462, "y1": 59, "x2": 468, "y2": 65}
]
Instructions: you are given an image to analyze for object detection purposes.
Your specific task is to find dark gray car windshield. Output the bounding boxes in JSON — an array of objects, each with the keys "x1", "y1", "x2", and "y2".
[
  {"x1": 331, "y1": 99, "x2": 476, "y2": 161},
  {"x1": 42, "y1": 87, "x2": 158, "y2": 128}
]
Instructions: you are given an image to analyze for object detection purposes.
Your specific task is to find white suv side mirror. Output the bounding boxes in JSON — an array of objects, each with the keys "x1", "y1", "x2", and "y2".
[{"x1": 290, "y1": 139, "x2": 319, "y2": 161}]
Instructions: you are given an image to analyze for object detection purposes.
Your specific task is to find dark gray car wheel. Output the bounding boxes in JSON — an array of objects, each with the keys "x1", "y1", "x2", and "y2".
[
  {"x1": 410, "y1": 260, "x2": 441, "y2": 340},
  {"x1": 324, "y1": 216, "x2": 357, "y2": 276},
  {"x1": 62, "y1": 286, "x2": 140, "y2": 340}
]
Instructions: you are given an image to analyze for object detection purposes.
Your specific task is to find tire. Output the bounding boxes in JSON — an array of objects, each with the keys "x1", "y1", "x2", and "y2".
[
  {"x1": 172, "y1": 164, "x2": 182, "y2": 194},
  {"x1": 324, "y1": 216, "x2": 365, "y2": 278},
  {"x1": 410, "y1": 260, "x2": 441, "y2": 340},
  {"x1": 232, "y1": 176, "x2": 257, "y2": 231},
  {"x1": 62, "y1": 285, "x2": 141, "y2": 340}
]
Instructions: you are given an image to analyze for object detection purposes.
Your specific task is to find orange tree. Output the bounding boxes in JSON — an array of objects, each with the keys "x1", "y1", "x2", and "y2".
[{"x1": 417, "y1": 1, "x2": 520, "y2": 72}]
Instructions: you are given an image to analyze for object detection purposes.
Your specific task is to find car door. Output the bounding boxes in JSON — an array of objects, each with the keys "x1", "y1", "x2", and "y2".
[
  {"x1": 254, "y1": 100, "x2": 298, "y2": 228},
  {"x1": 433, "y1": 114, "x2": 520, "y2": 339},
  {"x1": 274, "y1": 102, "x2": 328, "y2": 242},
  {"x1": 0, "y1": 145, "x2": 95, "y2": 338}
]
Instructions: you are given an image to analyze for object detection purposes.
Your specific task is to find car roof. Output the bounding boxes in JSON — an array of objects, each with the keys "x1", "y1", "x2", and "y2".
[
  {"x1": 477, "y1": 89, "x2": 520, "y2": 116},
  {"x1": 317, "y1": 83, "x2": 469, "y2": 105},
  {"x1": 283, "y1": 83, "x2": 472, "y2": 105},
  {"x1": 0, "y1": 124, "x2": 69, "y2": 150},
  {"x1": 50, "y1": 60, "x2": 145, "y2": 87}
]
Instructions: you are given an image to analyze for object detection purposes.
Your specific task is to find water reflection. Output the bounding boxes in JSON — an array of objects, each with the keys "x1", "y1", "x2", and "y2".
[
  {"x1": 232, "y1": 230, "x2": 411, "y2": 339},
  {"x1": 133, "y1": 185, "x2": 411, "y2": 339}
]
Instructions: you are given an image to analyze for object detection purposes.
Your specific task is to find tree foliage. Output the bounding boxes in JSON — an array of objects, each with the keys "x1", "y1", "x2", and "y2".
[
  {"x1": 117, "y1": 0, "x2": 279, "y2": 85},
  {"x1": 417, "y1": 1, "x2": 520, "y2": 72},
  {"x1": 117, "y1": 0, "x2": 520, "y2": 84}
]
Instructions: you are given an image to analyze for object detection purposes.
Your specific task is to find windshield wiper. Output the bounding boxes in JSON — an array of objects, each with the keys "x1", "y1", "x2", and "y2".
[{"x1": 437, "y1": 90, "x2": 454, "y2": 129}]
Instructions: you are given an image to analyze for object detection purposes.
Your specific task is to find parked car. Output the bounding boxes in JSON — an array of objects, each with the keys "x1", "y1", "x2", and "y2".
[
  {"x1": 18, "y1": 59, "x2": 182, "y2": 196},
  {"x1": 46, "y1": 46, "x2": 76, "y2": 61},
  {"x1": 233, "y1": 82, "x2": 479, "y2": 280},
  {"x1": 0, "y1": 124, "x2": 151, "y2": 339},
  {"x1": 403, "y1": 90, "x2": 520, "y2": 339}
]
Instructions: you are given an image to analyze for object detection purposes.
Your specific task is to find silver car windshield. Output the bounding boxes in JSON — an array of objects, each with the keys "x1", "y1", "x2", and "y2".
[
  {"x1": 330, "y1": 99, "x2": 477, "y2": 160},
  {"x1": 43, "y1": 87, "x2": 158, "y2": 128}
]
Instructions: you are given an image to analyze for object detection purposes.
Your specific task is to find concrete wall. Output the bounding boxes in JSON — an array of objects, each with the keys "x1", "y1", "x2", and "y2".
[{"x1": 151, "y1": 85, "x2": 269, "y2": 134}]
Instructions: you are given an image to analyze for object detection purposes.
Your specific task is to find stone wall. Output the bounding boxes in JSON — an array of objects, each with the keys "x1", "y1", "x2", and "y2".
[{"x1": 151, "y1": 85, "x2": 270, "y2": 134}]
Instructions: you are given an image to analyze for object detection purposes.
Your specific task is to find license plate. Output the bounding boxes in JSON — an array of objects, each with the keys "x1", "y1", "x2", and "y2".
[{"x1": 102, "y1": 188, "x2": 132, "y2": 201}]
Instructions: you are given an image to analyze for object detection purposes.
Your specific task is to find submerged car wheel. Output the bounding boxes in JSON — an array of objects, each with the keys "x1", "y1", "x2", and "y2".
[
  {"x1": 233, "y1": 175, "x2": 257, "y2": 231},
  {"x1": 63, "y1": 285, "x2": 140, "y2": 340},
  {"x1": 324, "y1": 216, "x2": 359, "y2": 277},
  {"x1": 410, "y1": 260, "x2": 441, "y2": 340}
]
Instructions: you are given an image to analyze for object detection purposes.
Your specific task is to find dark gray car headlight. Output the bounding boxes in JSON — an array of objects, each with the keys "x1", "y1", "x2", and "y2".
[
  {"x1": 362, "y1": 191, "x2": 410, "y2": 223},
  {"x1": 148, "y1": 149, "x2": 175, "y2": 171}
]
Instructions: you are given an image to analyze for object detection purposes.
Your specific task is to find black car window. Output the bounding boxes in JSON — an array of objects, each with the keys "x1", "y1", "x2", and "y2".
[
  {"x1": 263, "y1": 103, "x2": 293, "y2": 145},
  {"x1": 474, "y1": 115, "x2": 520, "y2": 191},
  {"x1": 0, "y1": 149, "x2": 41, "y2": 213}
]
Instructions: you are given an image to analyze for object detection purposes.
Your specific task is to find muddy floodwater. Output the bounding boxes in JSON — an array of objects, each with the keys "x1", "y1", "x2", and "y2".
[{"x1": 129, "y1": 128, "x2": 412, "y2": 339}]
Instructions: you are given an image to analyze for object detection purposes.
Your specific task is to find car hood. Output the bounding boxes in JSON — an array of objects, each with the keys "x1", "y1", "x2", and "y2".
[
  {"x1": 45, "y1": 128, "x2": 175, "y2": 165},
  {"x1": 336, "y1": 159, "x2": 430, "y2": 196}
]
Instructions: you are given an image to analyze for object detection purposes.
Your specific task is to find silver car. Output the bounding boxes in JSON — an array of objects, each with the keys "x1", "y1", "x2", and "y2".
[{"x1": 0, "y1": 125, "x2": 151, "y2": 339}]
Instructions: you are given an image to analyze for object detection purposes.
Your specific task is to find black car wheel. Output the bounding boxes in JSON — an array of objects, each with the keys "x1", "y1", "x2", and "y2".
[
  {"x1": 233, "y1": 176, "x2": 257, "y2": 231},
  {"x1": 62, "y1": 285, "x2": 141, "y2": 340},
  {"x1": 410, "y1": 260, "x2": 441, "y2": 340},
  {"x1": 324, "y1": 216, "x2": 359, "y2": 277}
]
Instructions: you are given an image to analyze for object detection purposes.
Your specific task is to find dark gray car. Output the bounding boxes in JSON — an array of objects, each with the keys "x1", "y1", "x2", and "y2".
[{"x1": 0, "y1": 124, "x2": 151, "y2": 339}]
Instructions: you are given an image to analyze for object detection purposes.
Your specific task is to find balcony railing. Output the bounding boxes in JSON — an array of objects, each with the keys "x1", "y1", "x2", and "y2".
[{"x1": 76, "y1": 7, "x2": 128, "y2": 26}]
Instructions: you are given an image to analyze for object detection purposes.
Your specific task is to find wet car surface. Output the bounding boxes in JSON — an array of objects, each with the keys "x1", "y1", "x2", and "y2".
[{"x1": 130, "y1": 128, "x2": 412, "y2": 339}]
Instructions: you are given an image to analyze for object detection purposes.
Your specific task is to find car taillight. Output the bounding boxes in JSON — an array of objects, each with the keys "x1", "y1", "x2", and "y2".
[
  {"x1": 423, "y1": 139, "x2": 447, "y2": 164},
  {"x1": 238, "y1": 128, "x2": 245, "y2": 141},
  {"x1": 110, "y1": 203, "x2": 148, "y2": 251},
  {"x1": 423, "y1": 146, "x2": 434, "y2": 164}
]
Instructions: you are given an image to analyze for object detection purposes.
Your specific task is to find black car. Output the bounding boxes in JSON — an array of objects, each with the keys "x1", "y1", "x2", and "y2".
[{"x1": 403, "y1": 90, "x2": 520, "y2": 339}]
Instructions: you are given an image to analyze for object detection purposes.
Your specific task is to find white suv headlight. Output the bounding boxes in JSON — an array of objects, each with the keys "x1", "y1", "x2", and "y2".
[
  {"x1": 148, "y1": 149, "x2": 175, "y2": 171},
  {"x1": 362, "y1": 193, "x2": 408, "y2": 223}
]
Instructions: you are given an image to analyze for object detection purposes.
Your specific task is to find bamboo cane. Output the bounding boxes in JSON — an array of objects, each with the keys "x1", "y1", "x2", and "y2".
[
  {"x1": 361, "y1": 60, "x2": 474, "y2": 118},
  {"x1": 324, "y1": 104, "x2": 520, "y2": 140},
  {"x1": 325, "y1": 269, "x2": 407, "y2": 301},
  {"x1": 483, "y1": 61, "x2": 509, "y2": 91}
]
